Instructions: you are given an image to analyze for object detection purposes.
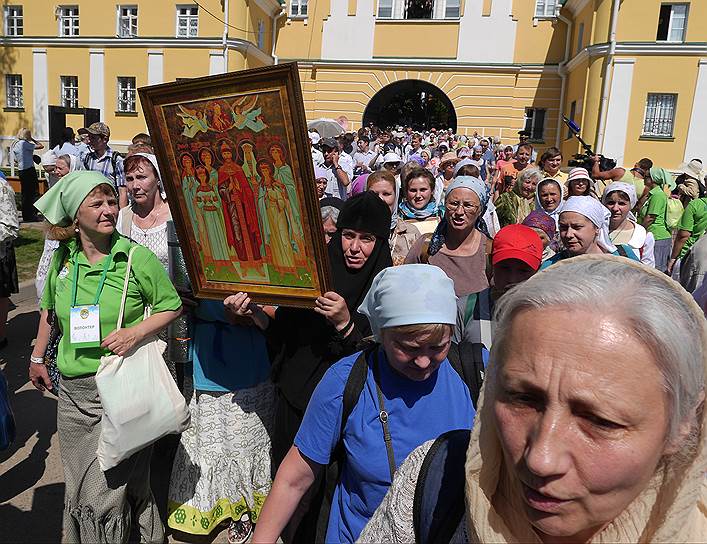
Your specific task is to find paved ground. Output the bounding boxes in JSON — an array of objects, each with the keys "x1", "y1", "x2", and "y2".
[{"x1": 0, "y1": 282, "x2": 231, "y2": 543}]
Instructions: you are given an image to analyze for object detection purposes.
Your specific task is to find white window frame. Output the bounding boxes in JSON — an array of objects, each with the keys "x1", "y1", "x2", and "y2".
[
  {"x1": 58, "y1": 5, "x2": 79, "y2": 37},
  {"x1": 442, "y1": 0, "x2": 460, "y2": 19},
  {"x1": 5, "y1": 74, "x2": 23, "y2": 109},
  {"x1": 666, "y1": 3, "x2": 688, "y2": 42},
  {"x1": 117, "y1": 76, "x2": 136, "y2": 113},
  {"x1": 60, "y1": 75, "x2": 79, "y2": 109},
  {"x1": 642, "y1": 93, "x2": 677, "y2": 138},
  {"x1": 534, "y1": 0, "x2": 558, "y2": 18},
  {"x1": 377, "y1": 0, "x2": 394, "y2": 18},
  {"x1": 116, "y1": 5, "x2": 138, "y2": 38},
  {"x1": 176, "y1": 5, "x2": 198, "y2": 38},
  {"x1": 524, "y1": 107, "x2": 546, "y2": 142},
  {"x1": 4, "y1": 5, "x2": 23, "y2": 36},
  {"x1": 290, "y1": 0, "x2": 308, "y2": 18}
]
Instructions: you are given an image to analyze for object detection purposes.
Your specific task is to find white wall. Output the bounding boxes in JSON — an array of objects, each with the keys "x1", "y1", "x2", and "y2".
[
  {"x1": 147, "y1": 50, "x2": 164, "y2": 86},
  {"x1": 602, "y1": 58, "x2": 635, "y2": 166},
  {"x1": 89, "y1": 49, "x2": 105, "y2": 120},
  {"x1": 32, "y1": 49, "x2": 48, "y2": 140},
  {"x1": 321, "y1": 0, "x2": 375, "y2": 60},
  {"x1": 684, "y1": 58, "x2": 707, "y2": 162},
  {"x1": 458, "y1": 0, "x2": 517, "y2": 63}
]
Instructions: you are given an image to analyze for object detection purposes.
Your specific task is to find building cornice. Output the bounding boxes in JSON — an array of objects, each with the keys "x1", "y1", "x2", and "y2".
[
  {"x1": 562, "y1": 0, "x2": 592, "y2": 17},
  {"x1": 566, "y1": 41, "x2": 707, "y2": 72},
  {"x1": 249, "y1": 0, "x2": 284, "y2": 17},
  {"x1": 0, "y1": 35, "x2": 274, "y2": 64},
  {"x1": 292, "y1": 59, "x2": 558, "y2": 74}
]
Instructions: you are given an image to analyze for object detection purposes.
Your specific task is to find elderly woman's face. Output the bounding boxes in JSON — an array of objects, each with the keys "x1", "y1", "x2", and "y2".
[
  {"x1": 521, "y1": 175, "x2": 539, "y2": 199},
  {"x1": 493, "y1": 307, "x2": 670, "y2": 542},
  {"x1": 125, "y1": 161, "x2": 160, "y2": 206},
  {"x1": 539, "y1": 182, "x2": 561, "y2": 212},
  {"x1": 76, "y1": 185, "x2": 118, "y2": 237},
  {"x1": 381, "y1": 326, "x2": 451, "y2": 381},
  {"x1": 445, "y1": 187, "x2": 481, "y2": 233},
  {"x1": 341, "y1": 228, "x2": 376, "y2": 270},
  {"x1": 55, "y1": 158, "x2": 70, "y2": 178},
  {"x1": 559, "y1": 212, "x2": 598, "y2": 256}
]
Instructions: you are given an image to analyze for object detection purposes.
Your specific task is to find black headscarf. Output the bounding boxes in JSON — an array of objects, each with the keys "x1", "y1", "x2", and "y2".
[{"x1": 328, "y1": 191, "x2": 393, "y2": 335}]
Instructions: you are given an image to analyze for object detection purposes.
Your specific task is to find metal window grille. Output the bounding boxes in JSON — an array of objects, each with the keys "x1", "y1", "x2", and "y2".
[
  {"x1": 5, "y1": 6, "x2": 23, "y2": 36},
  {"x1": 60, "y1": 6, "x2": 79, "y2": 36},
  {"x1": 535, "y1": 0, "x2": 557, "y2": 17},
  {"x1": 61, "y1": 76, "x2": 79, "y2": 108},
  {"x1": 377, "y1": 0, "x2": 393, "y2": 18},
  {"x1": 524, "y1": 108, "x2": 546, "y2": 141},
  {"x1": 118, "y1": 6, "x2": 138, "y2": 38},
  {"x1": 291, "y1": 0, "x2": 308, "y2": 17},
  {"x1": 176, "y1": 6, "x2": 198, "y2": 37},
  {"x1": 445, "y1": 0, "x2": 460, "y2": 18},
  {"x1": 117, "y1": 77, "x2": 136, "y2": 113},
  {"x1": 642, "y1": 93, "x2": 676, "y2": 137},
  {"x1": 5, "y1": 74, "x2": 23, "y2": 108}
]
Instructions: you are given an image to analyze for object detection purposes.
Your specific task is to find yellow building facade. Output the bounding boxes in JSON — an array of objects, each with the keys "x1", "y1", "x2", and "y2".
[{"x1": 2, "y1": 0, "x2": 706, "y2": 168}]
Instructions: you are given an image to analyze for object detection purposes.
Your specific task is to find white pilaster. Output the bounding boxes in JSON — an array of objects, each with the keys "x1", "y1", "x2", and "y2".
[
  {"x1": 89, "y1": 49, "x2": 105, "y2": 119},
  {"x1": 321, "y1": 0, "x2": 374, "y2": 61},
  {"x1": 458, "y1": 0, "x2": 517, "y2": 63},
  {"x1": 602, "y1": 58, "x2": 635, "y2": 166},
  {"x1": 147, "y1": 50, "x2": 164, "y2": 86},
  {"x1": 209, "y1": 50, "x2": 226, "y2": 74},
  {"x1": 684, "y1": 58, "x2": 707, "y2": 162},
  {"x1": 32, "y1": 49, "x2": 48, "y2": 140}
]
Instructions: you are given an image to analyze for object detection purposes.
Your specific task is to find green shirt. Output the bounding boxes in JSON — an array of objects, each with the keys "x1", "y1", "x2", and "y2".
[
  {"x1": 40, "y1": 233, "x2": 181, "y2": 377},
  {"x1": 677, "y1": 198, "x2": 707, "y2": 258},
  {"x1": 639, "y1": 186, "x2": 672, "y2": 241}
]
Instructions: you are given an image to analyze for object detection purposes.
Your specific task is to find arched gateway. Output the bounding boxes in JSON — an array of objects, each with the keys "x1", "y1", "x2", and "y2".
[{"x1": 362, "y1": 80, "x2": 457, "y2": 132}]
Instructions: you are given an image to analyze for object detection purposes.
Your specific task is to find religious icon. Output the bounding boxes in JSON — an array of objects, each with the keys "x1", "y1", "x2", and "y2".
[{"x1": 139, "y1": 63, "x2": 331, "y2": 307}]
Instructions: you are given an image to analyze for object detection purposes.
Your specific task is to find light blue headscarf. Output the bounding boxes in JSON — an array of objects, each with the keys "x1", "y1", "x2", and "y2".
[{"x1": 358, "y1": 264, "x2": 457, "y2": 340}]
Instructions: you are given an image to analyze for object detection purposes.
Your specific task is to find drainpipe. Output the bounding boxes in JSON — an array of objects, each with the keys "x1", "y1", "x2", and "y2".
[
  {"x1": 595, "y1": 0, "x2": 620, "y2": 153},
  {"x1": 223, "y1": 0, "x2": 229, "y2": 71},
  {"x1": 555, "y1": 12, "x2": 573, "y2": 148},
  {"x1": 271, "y1": 6, "x2": 286, "y2": 65}
]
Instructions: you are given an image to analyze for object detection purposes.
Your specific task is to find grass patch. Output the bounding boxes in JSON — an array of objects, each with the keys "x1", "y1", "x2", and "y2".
[{"x1": 13, "y1": 225, "x2": 45, "y2": 283}]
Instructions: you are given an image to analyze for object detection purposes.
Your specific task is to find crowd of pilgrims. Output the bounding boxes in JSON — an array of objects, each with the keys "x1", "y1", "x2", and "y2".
[{"x1": 0, "y1": 122, "x2": 704, "y2": 544}]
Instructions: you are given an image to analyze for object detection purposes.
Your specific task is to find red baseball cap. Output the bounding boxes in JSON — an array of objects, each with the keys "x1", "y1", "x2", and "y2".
[{"x1": 492, "y1": 224, "x2": 543, "y2": 271}]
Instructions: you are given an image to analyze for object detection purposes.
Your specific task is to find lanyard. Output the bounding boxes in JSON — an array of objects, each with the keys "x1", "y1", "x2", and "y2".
[{"x1": 71, "y1": 252, "x2": 112, "y2": 307}]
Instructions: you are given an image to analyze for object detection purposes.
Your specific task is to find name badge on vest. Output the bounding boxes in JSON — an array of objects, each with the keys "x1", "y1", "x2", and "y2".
[{"x1": 70, "y1": 305, "x2": 101, "y2": 348}]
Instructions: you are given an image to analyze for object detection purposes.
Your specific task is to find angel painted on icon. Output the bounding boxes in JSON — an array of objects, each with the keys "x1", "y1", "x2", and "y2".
[
  {"x1": 177, "y1": 105, "x2": 209, "y2": 138},
  {"x1": 233, "y1": 95, "x2": 268, "y2": 133}
]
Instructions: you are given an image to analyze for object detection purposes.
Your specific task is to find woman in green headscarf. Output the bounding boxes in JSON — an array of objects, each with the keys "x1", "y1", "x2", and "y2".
[
  {"x1": 640, "y1": 167, "x2": 675, "y2": 272},
  {"x1": 28, "y1": 171, "x2": 182, "y2": 543},
  {"x1": 495, "y1": 166, "x2": 543, "y2": 227}
]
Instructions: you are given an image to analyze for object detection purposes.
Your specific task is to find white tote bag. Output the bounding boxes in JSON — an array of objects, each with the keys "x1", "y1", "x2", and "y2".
[{"x1": 96, "y1": 246, "x2": 190, "y2": 471}]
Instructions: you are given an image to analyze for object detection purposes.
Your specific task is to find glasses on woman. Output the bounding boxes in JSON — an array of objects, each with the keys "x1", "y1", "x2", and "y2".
[{"x1": 446, "y1": 201, "x2": 479, "y2": 214}]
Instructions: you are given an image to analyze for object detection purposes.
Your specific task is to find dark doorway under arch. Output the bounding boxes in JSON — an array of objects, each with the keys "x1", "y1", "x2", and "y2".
[{"x1": 363, "y1": 80, "x2": 457, "y2": 132}]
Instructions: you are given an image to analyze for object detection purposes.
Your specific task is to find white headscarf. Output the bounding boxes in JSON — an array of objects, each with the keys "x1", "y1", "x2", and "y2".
[
  {"x1": 130, "y1": 152, "x2": 166, "y2": 200},
  {"x1": 562, "y1": 195, "x2": 617, "y2": 253},
  {"x1": 534, "y1": 177, "x2": 565, "y2": 227},
  {"x1": 358, "y1": 264, "x2": 457, "y2": 340},
  {"x1": 602, "y1": 181, "x2": 638, "y2": 222}
]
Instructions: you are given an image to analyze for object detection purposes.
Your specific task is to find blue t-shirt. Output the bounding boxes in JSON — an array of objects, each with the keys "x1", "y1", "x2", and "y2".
[
  {"x1": 294, "y1": 348, "x2": 474, "y2": 543},
  {"x1": 192, "y1": 299, "x2": 270, "y2": 392},
  {"x1": 540, "y1": 244, "x2": 639, "y2": 270},
  {"x1": 13, "y1": 140, "x2": 36, "y2": 170}
]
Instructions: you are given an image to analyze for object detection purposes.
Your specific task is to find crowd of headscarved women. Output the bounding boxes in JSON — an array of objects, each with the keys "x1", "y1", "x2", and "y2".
[{"x1": 15, "y1": 140, "x2": 706, "y2": 544}]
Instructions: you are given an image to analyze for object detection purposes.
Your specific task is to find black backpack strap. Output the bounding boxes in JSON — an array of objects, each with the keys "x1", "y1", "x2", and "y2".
[
  {"x1": 315, "y1": 346, "x2": 375, "y2": 542},
  {"x1": 413, "y1": 429, "x2": 471, "y2": 544},
  {"x1": 446, "y1": 341, "x2": 485, "y2": 408}
]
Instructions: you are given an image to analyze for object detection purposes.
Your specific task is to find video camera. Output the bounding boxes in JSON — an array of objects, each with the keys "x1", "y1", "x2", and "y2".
[{"x1": 562, "y1": 116, "x2": 616, "y2": 173}]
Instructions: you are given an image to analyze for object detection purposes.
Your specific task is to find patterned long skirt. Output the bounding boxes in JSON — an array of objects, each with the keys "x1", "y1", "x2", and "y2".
[
  {"x1": 167, "y1": 379, "x2": 274, "y2": 536},
  {"x1": 58, "y1": 375, "x2": 163, "y2": 543}
]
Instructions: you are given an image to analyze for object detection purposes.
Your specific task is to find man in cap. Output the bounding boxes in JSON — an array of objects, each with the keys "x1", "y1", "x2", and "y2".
[
  {"x1": 82, "y1": 122, "x2": 127, "y2": 208},
  {"x1": 675, "y1": 158, "x2": 705, "y2": 205},
  {"x1": 320, "y1": 136, "x2": 352, "y2": 200},
  {"x1": 512, "y1": 130, "x2": 537, "y2": 162},
  {"x1": 455, "y1": 224, "x2": 543, "y2": 347}
]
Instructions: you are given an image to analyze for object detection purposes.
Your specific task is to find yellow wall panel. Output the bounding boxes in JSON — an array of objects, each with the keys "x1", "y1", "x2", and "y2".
[
  {"x1": 373, "y1": 22, "x2": 459, "y2": 59},
  {"x1": 512, "y1": 2, "x2": 566, "y2": 64},
  {"x1": 163, "y1": 50, "x2": 211, "y2": 81}
]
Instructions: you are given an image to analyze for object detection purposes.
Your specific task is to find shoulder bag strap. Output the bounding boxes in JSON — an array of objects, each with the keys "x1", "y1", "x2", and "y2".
[
  {"x1": 115, "y1": 246, "x2": 137, "y2": 331},
  {"x1": 372, "y1": 348, "x2": 396, "y2": 481},
  {"x1": 120, "y1": 207, "x2": 134, "y2": 239}
]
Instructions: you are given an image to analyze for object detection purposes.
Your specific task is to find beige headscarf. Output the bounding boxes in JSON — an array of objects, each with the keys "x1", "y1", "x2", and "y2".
[{"x1": 464, "y1": 254, "x2": 706, "y2": 543}]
